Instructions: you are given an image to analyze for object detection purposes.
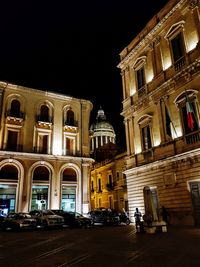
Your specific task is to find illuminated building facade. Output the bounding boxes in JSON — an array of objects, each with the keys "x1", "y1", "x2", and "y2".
[
  {"x1": 0, "y1": 81, "x2": 93, "y2": 216},
  {"x1": 90, "y1": 151, "x2": 128, "y2": 212},
  {"x1": 89, "y1": 107, "x2": 116, "y2": 158},
  {"x1": 118, "y1": 0, "x2": 200, "y2": 225}
]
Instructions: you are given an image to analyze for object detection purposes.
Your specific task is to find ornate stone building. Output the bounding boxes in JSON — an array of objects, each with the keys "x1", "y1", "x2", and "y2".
[
  {"x1": 118, "y1": 0, "x2": 200, "y2": 225},
  {"x1": 0, "y1": 81, "x2": 93, "y2": 216},
  {"x1": 90, "y1": 151, "x2": 128, "y2": 212}
]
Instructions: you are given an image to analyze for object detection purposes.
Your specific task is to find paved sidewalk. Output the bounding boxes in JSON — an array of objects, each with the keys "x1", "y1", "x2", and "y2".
[{"x1": 127, "y1": 225, "x2": 200, "y2": 267}]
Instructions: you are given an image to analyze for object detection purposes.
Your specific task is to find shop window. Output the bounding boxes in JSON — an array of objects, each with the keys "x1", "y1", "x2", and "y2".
[
  {"x1": 31, "y1": 185, "x2": 49, "y2": 210},
  {"x1": 62, "y1": 186, "x2": 76, "y2": 212},
  {"x1": 31, "y1": 166, "x2": 50, "y2": 210},
  {"x1": 0, "y1": 165, "x2": 18, "y2": 180}
]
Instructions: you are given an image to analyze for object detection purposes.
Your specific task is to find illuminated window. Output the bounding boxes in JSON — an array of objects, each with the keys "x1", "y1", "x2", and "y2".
[
  {"x1": 176, "y1": 91, "x2": 199, "y2": 140},
  {"x1": 138, "y1": 115, "x2": 153, "y2": 151},
  {"x1": 133, "y1": 57, "x2": 146, "y2": 98},
  {"x1": 166, "y1": 21, "x2": 186, "y2": 71},
  {"x1": 136, "y1": 66, "x2": 145, "y2": 90}
]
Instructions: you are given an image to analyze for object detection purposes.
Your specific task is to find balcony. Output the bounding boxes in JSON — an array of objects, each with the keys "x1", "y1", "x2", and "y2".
[
  {"x1": 133, "y1": 129, "x2": 200, "y2": 167},
  {"x1": 138, "y1": 85, "x2": 146, "y2": 98},
  {"x1": 6, "y1": 110, "x2": 25, "y2": 123},
  {"x1": 3, "y1": 144, "x2": 23, "y2": 152},
  {"x1": 174, "y1": 56, "x2": 186, "y2": 71}
]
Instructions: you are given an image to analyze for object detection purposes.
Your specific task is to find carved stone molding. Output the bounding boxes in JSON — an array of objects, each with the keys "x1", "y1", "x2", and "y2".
[{"x1": 189, "y1": 0, "x2": 199, "y2": 9}]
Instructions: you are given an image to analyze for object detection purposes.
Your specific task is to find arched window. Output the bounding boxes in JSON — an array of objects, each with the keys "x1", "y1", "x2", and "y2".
[
  {"x1": 40, "y1": 105, "x2": 49, "y2": 122},
  {"x1": 63, "y1": 168, "x2": 77, "y2": 182},
  {"x1": 10, "y1": 100, "x2": 20, "y2": 117},
  {"x1": 0, "y1": 165, "x2": 18, "y2": 180},
  {"x1": 33, "y1": 166, "x2": 49, "y2": 181},
  {"x1": 66, "y1": 110, "x2": 74, "y2": 126}
]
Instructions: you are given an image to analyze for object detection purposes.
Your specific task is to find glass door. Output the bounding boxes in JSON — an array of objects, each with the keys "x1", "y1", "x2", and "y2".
[
  {"x1": 31, "y1": 185, "x2": 49, "y2": 210},
  {"x1": 0, "y1": 185, "x2": 17, "y2": 215},
  {"x1": 62, "y1": 186, "x2": 76, "y2": 212}
]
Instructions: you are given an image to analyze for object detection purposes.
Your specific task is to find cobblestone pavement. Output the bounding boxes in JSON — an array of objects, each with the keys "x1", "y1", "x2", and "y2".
[{"x1": 0, "y1": 224, "x2": 200, "y2": 267}]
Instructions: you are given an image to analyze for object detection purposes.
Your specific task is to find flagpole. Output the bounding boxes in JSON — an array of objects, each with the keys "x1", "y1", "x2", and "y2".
[
  {"x1": 163, "y1": 98, "x2": 178, "y2": 138},
  {"x1": 184, "y1": 90, "x2": 199, "y2": 130}
]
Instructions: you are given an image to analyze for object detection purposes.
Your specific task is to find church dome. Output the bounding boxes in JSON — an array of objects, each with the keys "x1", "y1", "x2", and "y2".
[{"x1": 90, "y1": 107, "x2": 116, "y2": 155}]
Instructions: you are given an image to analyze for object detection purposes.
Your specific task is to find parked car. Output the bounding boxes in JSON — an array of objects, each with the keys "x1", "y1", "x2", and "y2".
[
  {"x1": 51, "y1": 209, "x2": 92, "y2": 228},
  {"x1": 118, "y1": 212, "x2": 131, "y2": 225},
  {"x1": 29, "y1": 210, "x2": 64, "y2": 229},
  {"x1": 87, "y1": 209, "x2": 120, "y2": 226},
  {"x1": 2, "y1": 212, "x2": 37, "y2": 231}
]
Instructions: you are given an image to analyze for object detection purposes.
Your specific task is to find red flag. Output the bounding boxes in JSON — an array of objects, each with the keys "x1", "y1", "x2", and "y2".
[{"x1": 186, "y1": 101, "x2": 194, "y2": 130}]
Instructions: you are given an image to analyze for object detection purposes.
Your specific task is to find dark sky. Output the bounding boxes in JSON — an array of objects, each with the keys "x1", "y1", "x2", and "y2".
[{"x1": 0, "y1": 0, "x2": 169, "y2": 148}]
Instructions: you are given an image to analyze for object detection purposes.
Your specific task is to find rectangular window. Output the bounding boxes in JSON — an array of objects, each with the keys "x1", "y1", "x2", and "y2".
[
  {"x1": 142, "y1": 125, "x2": 152, "y2": 150},
  {"x1": 38, "y1": 135, "x2": 48, "y2": 154},
  {"x1": 66, "y1": 137, "x2": 74, "y2": 155},
  {"x1": 116, "y1": 172, "x2": 120, "y2": 181},
  {"x1": 31, "y1": 185, "x2": 49, "y2": 210},
  {"x1": 136, "y1": 66, "x2": 145, "y2": 89},
  {"x1": 108, "y1": 174, "x2": 112, "y2": 185},
  {"x1": 98, "y1": 178, "x2": 102, "y2": 192},
  {"x1": 7, "y1": 131, "x2": 18, "y2": 151},
  {"x1": 171, "y1": 32, "x2": 185, "y2": 63}
]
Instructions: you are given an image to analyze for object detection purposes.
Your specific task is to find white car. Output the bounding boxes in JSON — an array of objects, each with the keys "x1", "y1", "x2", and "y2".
[{"x1": 29, "y1": 210, "x2": 64, "y2": 229}]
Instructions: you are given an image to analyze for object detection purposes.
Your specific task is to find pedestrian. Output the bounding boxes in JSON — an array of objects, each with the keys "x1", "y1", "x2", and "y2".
[
  {"x1": 161, "y1": 206, "x2": 169, "y2": 225},
  {"x1": 134, "y1": 208, "x2": 142, "y2": 233}
]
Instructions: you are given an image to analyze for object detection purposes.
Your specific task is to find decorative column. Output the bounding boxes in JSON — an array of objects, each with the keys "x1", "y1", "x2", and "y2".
[
  {"x1": 81, "y1": 162, "x2": 90, "y2": 215},
  {"x1": 125, "y1": 119, "x2": 131, "y2": 156},
  {"x1": 189, "y1": 0, "x2": 200, "y2": 42}
]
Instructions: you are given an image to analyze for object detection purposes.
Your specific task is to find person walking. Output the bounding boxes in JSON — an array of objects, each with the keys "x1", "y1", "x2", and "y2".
[{"x1": 134, "y1": 208, "x2": 142, "y2": 233}]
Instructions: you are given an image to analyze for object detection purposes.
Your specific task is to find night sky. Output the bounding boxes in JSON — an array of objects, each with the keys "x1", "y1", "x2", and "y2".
[{"x1": 0, "y1": 0, "x2": 169, "y2": 148}]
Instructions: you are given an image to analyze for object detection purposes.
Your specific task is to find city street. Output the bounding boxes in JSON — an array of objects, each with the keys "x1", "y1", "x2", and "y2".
[{"x1": 0, "y1": 224, "x2": 200, "y2": 267}]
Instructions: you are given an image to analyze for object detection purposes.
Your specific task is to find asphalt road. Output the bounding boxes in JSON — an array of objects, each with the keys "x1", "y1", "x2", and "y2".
[{"x1": 0, "y1": 224, "x2": 200, "y2": 267}]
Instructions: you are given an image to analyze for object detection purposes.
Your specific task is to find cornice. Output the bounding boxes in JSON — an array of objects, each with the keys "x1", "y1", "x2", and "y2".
[
  {"x1": 117, "y1": 0, "x2": 187, "y2": 69},
  {"x1": 124, "y1": 146, "x2": 200, "y2": 175}
]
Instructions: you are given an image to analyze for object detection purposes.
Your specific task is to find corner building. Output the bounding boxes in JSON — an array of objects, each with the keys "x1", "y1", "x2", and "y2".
[
  {"x1": 0, "y1": 81, "x2": 93, "y2": 215},
  {"x1": 118, "y1": 0, "x2": 200, "y2": 225}
]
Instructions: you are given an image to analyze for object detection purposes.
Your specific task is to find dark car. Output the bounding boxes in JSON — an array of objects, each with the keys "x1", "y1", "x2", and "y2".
[
  {"x1": 2, "y1": 212, "x2": 37, "y2": 231},
  {"x1": 0, "y1": 214, "x2": 6, "y2": 229},
  {"x1": 29, "y1": 210, "x2": 64, "y2": 229},
  {"x1": 51, "y1": 209, "x2": 92, "y2": 228},
  {"x1": 87, "y1": 209, "x2": 120, "y2": 226}
]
